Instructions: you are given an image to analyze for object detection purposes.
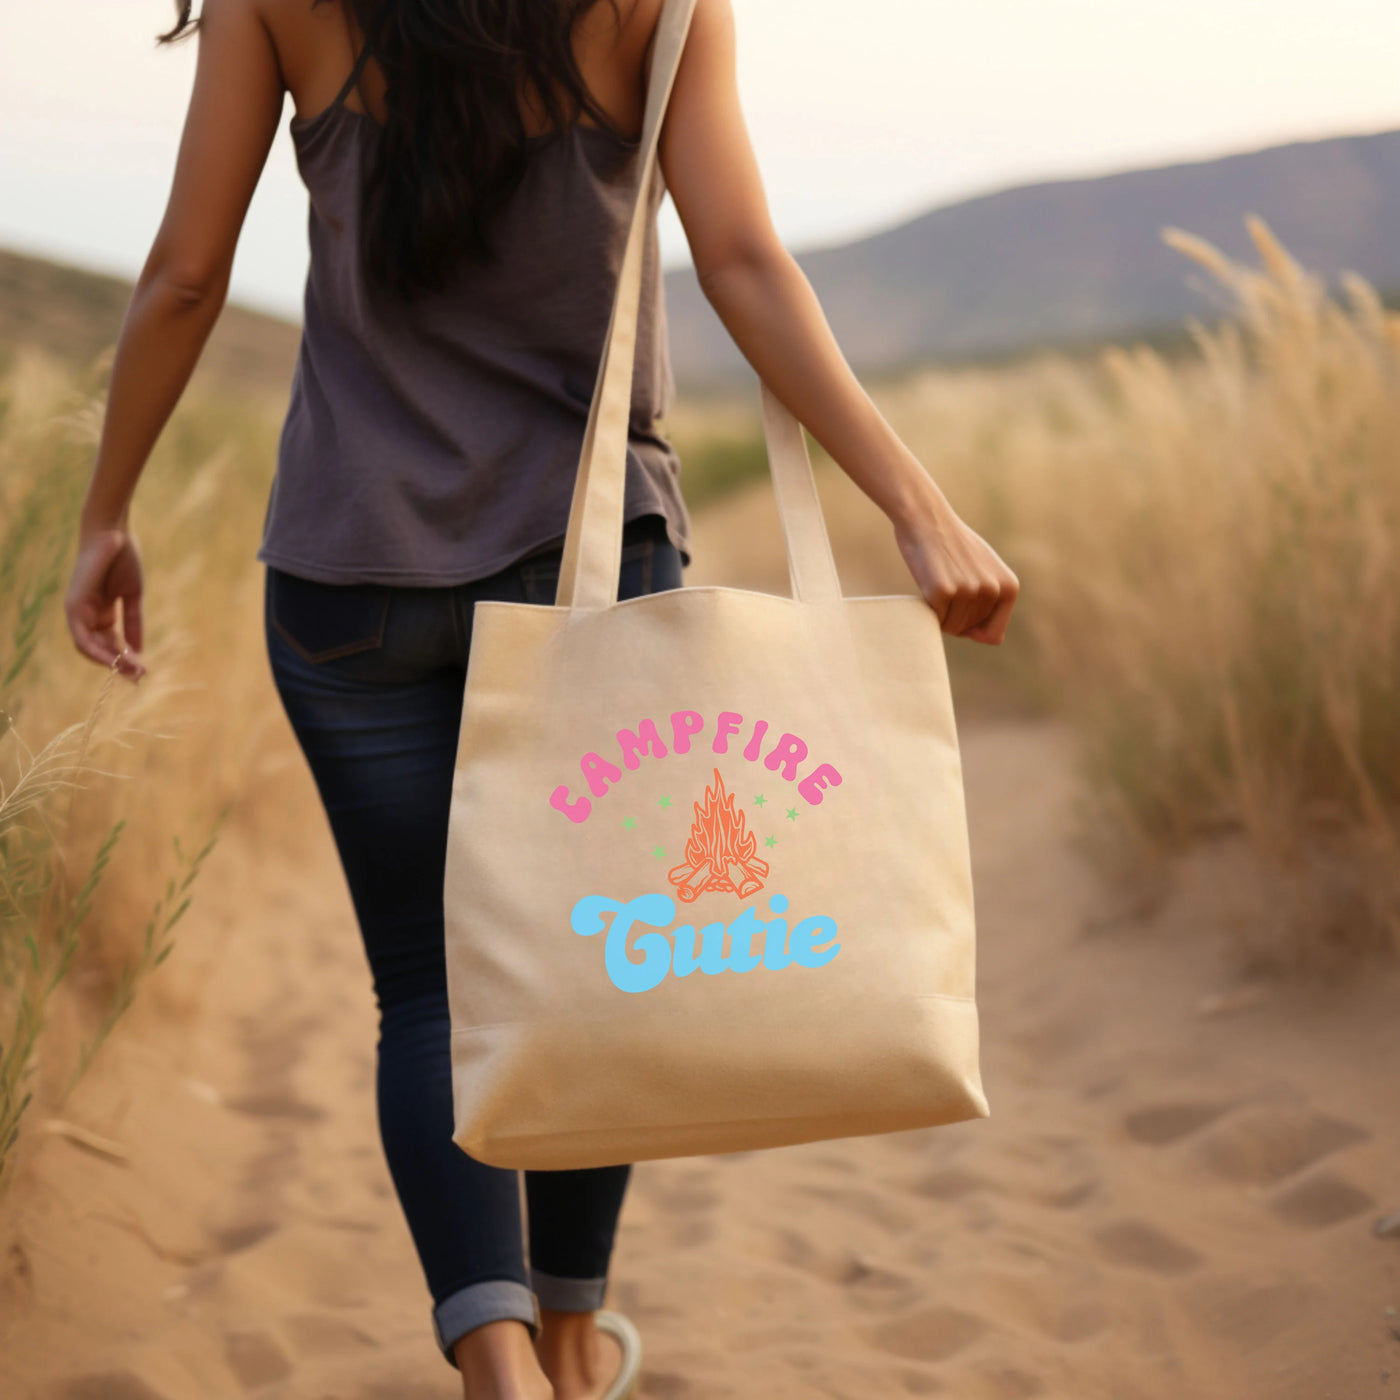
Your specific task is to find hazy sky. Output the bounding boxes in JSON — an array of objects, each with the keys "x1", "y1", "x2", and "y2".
[{"x1": 2, "y1": 0, "x2": 1398, "y2": 320}]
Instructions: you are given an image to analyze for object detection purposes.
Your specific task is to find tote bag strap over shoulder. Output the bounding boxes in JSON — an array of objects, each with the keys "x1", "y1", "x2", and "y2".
[{"x1": 554, "y1": 0, "x2": 845, "y2": 611}]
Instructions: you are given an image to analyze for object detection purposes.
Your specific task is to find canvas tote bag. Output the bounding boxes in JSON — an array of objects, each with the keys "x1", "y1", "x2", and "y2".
[{"x1": 444, "y1": 0, "x2": 989, "y2": 1171}]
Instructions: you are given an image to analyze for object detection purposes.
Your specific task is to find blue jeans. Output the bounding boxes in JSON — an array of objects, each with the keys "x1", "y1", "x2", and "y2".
[{"x1": 262, "y1": 513, "x2": 683, "y2": 1369}]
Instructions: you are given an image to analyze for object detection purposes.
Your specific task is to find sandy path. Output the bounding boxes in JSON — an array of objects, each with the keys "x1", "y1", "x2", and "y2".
[{"x1": 2, "y1": 716, "x2": 1396, "y2": 1399}]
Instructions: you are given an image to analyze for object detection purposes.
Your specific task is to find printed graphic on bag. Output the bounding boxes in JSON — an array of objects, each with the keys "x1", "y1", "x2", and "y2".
[
  {"x1": 669, "y1": 767, "x2": 767, "y2": 901},
  {"x1": 548, "y1": 708, "x2": 843, "y2": 824},
  {"x1": 549, "y1": 708, "x2": 846, "y2": 993},
  {"x1": 570, "y1": 890, "x2": 841, "y2": 994}
]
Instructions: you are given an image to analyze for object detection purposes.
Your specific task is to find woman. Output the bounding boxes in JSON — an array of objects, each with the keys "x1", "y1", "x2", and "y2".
[{"x1": 64, "y1": 0, "x2": 1019, "y2": 1395}]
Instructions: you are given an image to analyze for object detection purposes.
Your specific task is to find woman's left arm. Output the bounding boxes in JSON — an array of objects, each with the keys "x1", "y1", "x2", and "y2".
[{"x1": 67, "y1": 0, "x2": 284, "y2": 678}]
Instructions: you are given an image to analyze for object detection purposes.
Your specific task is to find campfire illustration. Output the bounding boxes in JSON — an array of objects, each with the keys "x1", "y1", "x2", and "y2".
[{"x1": 667, "y1": 767, "x2": 770, "y2": 902}]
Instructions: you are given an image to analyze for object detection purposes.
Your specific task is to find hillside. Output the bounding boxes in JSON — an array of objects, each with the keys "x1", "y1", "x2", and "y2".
[{"x1": 664, "y1": 126, "x2": 1400, "y2": 385}]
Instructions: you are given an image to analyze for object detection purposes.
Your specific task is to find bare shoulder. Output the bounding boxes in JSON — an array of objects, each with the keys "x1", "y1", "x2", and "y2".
[
  {"x1": 178, "y1": 0, "x2": 289, "y2": 78},
  {"x1": 246, "y1": 0, "x2": 346, "y2": 59},
  {"x1": 243, "y1": 0, "x2": 356, "y2": 109},
  {"x1": 193, "y1": 0, "x2": 290, "y2": 52},
  {"x1": 195, "y1": 0, "x2": 269, "y2": 29},
  {"x1": 245, "y1": 0, "x2": 310, "y2": 25}
]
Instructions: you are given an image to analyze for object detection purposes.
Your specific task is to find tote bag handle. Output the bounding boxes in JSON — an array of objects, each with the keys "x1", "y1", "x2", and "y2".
[{"x1": 554, "y1": 0, "x2": 845, "y2": 611}]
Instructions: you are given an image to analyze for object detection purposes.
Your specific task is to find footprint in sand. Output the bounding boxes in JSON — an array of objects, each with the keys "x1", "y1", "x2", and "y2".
[
  {"x1": 1266, "y1": 1170, "x2": 1376, "y2": 1229},
  {"x1": 911, "y1": 1166, "x2": 1000, "y2": 1202},
  {"x1": 224, "y1": 1328, "x2": 295, "y2": 1389},
  {"x1": 1091, "y1": 1218, "x2": 1206, "y2": 1275},
  {"x1": 1121, "y1": 1100, "x2": 1233, "y2": 1146},
  {"x1": 865, "y1": 1303, "x2": 990, "y2": 1362},
  {"x1": 1186, "y1": 1102, "x2": 1369, "y2": 1187}
]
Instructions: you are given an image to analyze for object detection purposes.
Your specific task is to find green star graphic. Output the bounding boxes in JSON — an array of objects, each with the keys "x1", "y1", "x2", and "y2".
[
  {"x1": 622, "y1": 815, "x2": 637, "y2": 831},
  {"x1": 657, "y1": 794, "x2": 673, "y2": 810},
  {"x1": 652, "y1": 845, "x2": 666, "y2": 860},
  {"x1": 753, "y1": 794, "x2": 766, "y2": 807},
  {"x1": 764, "y1": 834, "x2": 777, "y2": 849},
  {"x1": 785, "y1": 807, "x2": 798, "y2": 821}
]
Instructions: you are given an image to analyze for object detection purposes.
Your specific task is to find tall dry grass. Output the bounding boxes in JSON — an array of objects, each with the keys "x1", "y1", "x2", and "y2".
[
  {"x1": 0, "y1": 344, "x2": 304, "y2": 1192},
  {"x1": 817, "y1": 219, "x2": 1400, "y2": 970}
]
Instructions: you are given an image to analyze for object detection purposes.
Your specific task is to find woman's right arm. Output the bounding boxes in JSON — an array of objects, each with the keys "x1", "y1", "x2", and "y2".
[
  {"x1": 657, "y1": 0, "x2": 1018, "y2": 644},
  {"x1": 65, "y1": 0, "x2": 284, "y2": 680}
]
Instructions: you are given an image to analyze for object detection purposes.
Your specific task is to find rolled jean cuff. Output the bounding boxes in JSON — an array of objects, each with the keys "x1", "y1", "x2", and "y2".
[
  {"x1": 530, "y1": 1266, "x2": 609, "y2": 1313},
  {"x1": 433, "y1": 1278, "x2": 541, "y2": 1367}
]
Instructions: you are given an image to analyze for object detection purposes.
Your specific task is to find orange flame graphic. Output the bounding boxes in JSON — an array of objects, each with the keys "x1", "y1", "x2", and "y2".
[{"x1": 667, "y1": 767, "x2": 770, "y2": 902}]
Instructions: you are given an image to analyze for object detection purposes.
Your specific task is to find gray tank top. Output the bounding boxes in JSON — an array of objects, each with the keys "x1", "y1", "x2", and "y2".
[{"x1": 256, "y1": 45, "x2": 692, "y2": 587}]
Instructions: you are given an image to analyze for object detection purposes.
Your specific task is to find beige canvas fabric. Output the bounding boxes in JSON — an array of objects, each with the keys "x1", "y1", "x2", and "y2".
[{"x1": 444, "y1": 0, "x2": 989, "y2": 1170}]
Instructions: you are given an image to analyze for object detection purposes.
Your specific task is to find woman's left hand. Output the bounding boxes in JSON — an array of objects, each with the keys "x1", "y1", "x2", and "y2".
[
  {"x1": 65, "y1": 524, "x2": 147, "y2": 681},
  {"x1": 893, "y1": 492, "x2": 1020, "y2": 646}
]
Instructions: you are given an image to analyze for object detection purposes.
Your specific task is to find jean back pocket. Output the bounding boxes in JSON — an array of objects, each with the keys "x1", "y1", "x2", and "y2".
[{"x1": 267, "y1": 567, "x2": 392, "y2": 664}]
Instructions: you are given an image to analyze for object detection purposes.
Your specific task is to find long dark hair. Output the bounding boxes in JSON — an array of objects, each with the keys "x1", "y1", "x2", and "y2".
[{"x1": 158, "y1": 0, "x2": 622, "y2": 299}]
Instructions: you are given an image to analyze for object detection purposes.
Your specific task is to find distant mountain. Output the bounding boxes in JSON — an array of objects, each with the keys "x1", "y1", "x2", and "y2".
[
  {"x1": 663, "y1": 128, "x2": 1400, "y2": 387},
  {"x1": 10, "y1": 127, "x2": 1399, "y2": 399}
]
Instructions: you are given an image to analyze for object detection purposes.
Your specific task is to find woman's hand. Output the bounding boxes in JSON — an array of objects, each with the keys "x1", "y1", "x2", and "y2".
[
  {"x1": 659, "y1": 0, "x2": 1019, "y2": 645},
  {"x1": 65, "y1": 523, "x2": 147, "y2": 681},
  {"x1": 893, "y1": 492, "x2": 1020, "y2": 646}
]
